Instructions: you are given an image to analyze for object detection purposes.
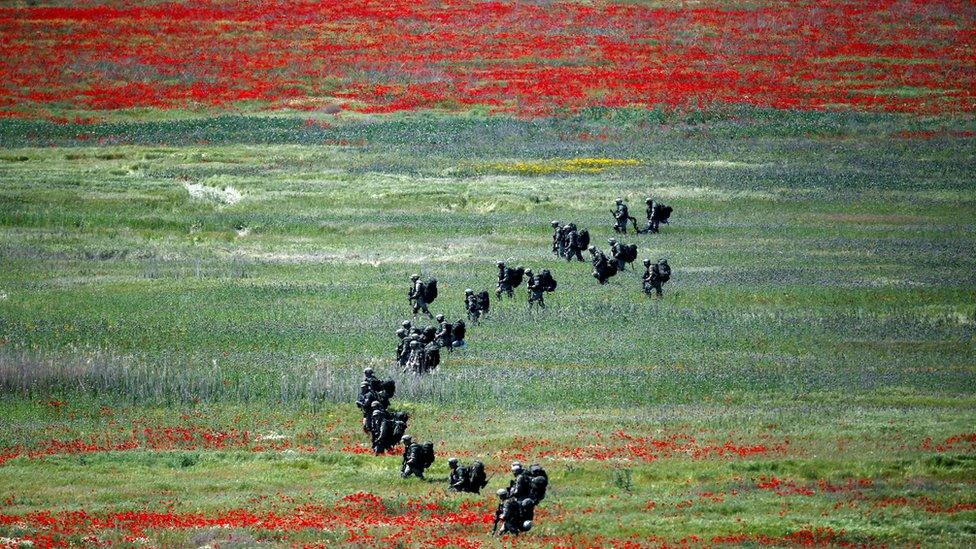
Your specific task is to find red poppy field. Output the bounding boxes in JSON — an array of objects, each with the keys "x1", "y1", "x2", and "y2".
[
  {"x1": 2, "y1": 0, "x2": 976, "y2": 547},
  {"x1": 1, "y1": 403, "x2": 974, "y2": 547},
  {"x1": 1, "y1": 0, "x2": 975, "y2": 120}
]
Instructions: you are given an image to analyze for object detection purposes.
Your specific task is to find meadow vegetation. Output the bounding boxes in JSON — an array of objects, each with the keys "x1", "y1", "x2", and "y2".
[{"x1": 1, "y1": 107, "x2": 974, "y2": 546}]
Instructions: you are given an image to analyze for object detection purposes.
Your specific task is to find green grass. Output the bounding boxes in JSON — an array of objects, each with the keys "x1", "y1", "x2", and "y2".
[{"x1": 0, "y1": 109, "x2": 974, "y2": 546}]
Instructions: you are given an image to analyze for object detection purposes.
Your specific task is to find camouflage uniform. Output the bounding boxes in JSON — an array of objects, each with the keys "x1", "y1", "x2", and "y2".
[
  {"x1": 645, "y1": 198, "x2": 660, "y2": 233},
  {"x1": 464, "y1": 289, "x2": 481, "y2": 323},
  {"x1": 409, "y1": 276, "x2": 433, "y2": 318},
  {"x1": 495, "y1": 262, "x2": 513, "y2": 299},
  {"x1": 564, "y1": 225, "x2": 584, "y2": 262},
  {"x1": 526, "y1": 270, "x2": 545, "y2": 309},
  {"x1": 612, "y1": 199, "x2": 629, "y2": 233},
  {"x1": 550, "y1": 221, "x2": 562, "y2": 256}
]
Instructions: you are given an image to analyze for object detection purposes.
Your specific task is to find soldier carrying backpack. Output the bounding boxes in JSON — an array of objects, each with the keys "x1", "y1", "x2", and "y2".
[
  {"x1": 401, "y1": 439, "x2": 434, "y2": 479},
  {"x1": 464, "y1": 288, "x2": 490, "y2": 323},
  {"x1": 563, "y1": 224, "x2": 587, "y2": 262},
  {"x1": 495, "y1": 261, "x2": 513, "y2": 299},
  {"x1": 448, "y1": 458, "x2": 470, "y2": 492},
  {"x1": 589, "y1": 245, "x2": 618, "y2": 285},
  {"x1": 467, "y1": 460, "x2": 488, "y2": 494},
  {"x1": 642, "y1": 198, "x2": 673, "y2": 233},
  {"x1": 642, "y1": 258, "x2": 672, "y2": 298},
  {"x1": 408, "y1": 274, "x2": 435, "y2": 318}
]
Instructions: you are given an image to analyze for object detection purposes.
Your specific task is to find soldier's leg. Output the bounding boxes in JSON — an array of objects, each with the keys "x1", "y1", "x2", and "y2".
[{"x1": 655, "y1": 283, "x2": 663, "y2": 297}]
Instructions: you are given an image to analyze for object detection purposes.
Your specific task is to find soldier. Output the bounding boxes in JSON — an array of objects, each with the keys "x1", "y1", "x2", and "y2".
[
  {"x1": 408, "y1": 274, "x2": 434, "y2": 318},
  {"x1": 525, "y1": 269, "x2": 545, "y2": 309},
  {"x1": 494, "y1": 492, "x2": 527, "y2": 535},
  {"x1": 464, "y1": 289, "x2": 482, "y2": 323},
  {"x1": 643, "y1": 197, "x2": 672, "y2": 233},
  {"x1": 356, "y1": 381, "x2": 373, "y2": 431},
  {"x1": 376, "y1": 409, "x2": 405, "y2": 454},
  {"x1": 448, "y1": 458, "x2": 470, "y2": 492},
  {"x1": 641, "y1": 258, "x2": 655, "y2": 297},
  {"x1": 490, "y1": 489, "x2": 509, "y2": 535},
  {"x1": 398, "y1": 335, "x2": 415, "y2": 367},
  {"x1": 435, "y1": 316, "x2": 454, "y2": 352},
  {"x1": 468, "y1": 460, "x2": 488, "y2": 494},
  {"x1": 550, "y1": 220, "x2": 562, "y2": 256},
  {"x1": 564, "y1": 224, "x2": 583, "y2": 262},
  {"x1": 644, "y1": 197, "x2": 659, "y2": 233},
  {"x1": 589, "y1": 245, "x2": 615, "y2": 284},
  {"x1": 642, "y1": 258, "x2": 671, "y2": 298},
  {"x1": 369, "y1": 406, "x2": 389, "y2": 454},
  {"x1": 395, "y1": 328, "x2": 409, "y2": 361},
  {"x1": 508, "y1": 462, "x2": 532, "y2": 500},
  {"x1": 422, "y1": 340, "x2": 441, "y2": 372},
  {"x1": 363, "y1": 367, "x2": 380, "y2": 391},
  {"x1": 400, "y1": 435, "x2": 418, "y2": 477},
  {"x1": 401, "y1": 440, "x2": 434, "y2": 479},
  {"x1": 405, "y1": 340, "x2": 424, "y2": 373},
  {"x1": 407, "y1": 274, "x2": 420, "y2": 307},
  {"x1": 495, "y1": 261, "x2": 513, "y2": 299},
  {"x1": 608, "y1": 238, "x2": 626, "y2": 271},
  {"x1": 611, "y1": 198, "x2": 628, "y2": 233}
]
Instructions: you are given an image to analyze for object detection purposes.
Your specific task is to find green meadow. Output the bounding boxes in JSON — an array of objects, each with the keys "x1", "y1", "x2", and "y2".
[{"x1": 0, "y1": 109, "x2": 974, "y2": 546}]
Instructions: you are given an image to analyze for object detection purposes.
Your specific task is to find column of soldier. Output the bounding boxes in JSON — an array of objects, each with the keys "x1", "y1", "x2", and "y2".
[
  {"x1": 551, "y1": 196, "x2": 674, "y2": 295},
  {"x1": 357, "y1": 195, "x2": 674, "y2": 536},
  {"x1": 396, "y1": 195, "x2": 674, "y2": 376},
  {"x1": 355, "y1": 367, "x2": 549, "y2": 535}
]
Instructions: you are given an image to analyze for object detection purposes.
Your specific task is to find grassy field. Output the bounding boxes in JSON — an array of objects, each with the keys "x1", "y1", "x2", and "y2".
[{"x1": 1, "y1": 109, "x2": 975, "y2": 547}]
